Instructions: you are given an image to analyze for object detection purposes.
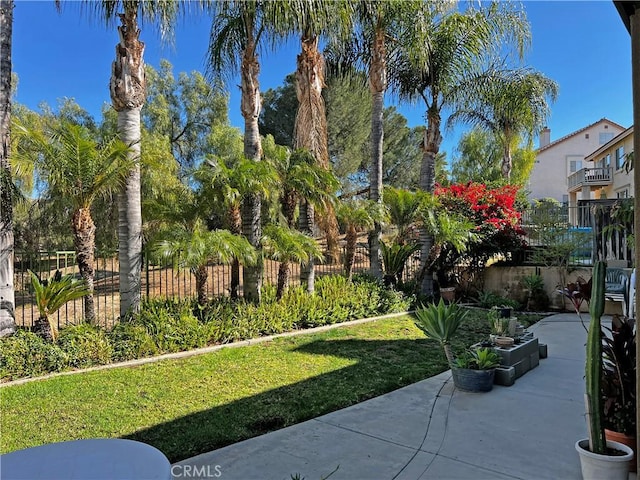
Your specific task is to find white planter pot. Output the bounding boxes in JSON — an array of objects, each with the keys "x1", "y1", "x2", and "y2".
[{"x1": 575, "y1": 439, "x2": 634, "y2": 480}]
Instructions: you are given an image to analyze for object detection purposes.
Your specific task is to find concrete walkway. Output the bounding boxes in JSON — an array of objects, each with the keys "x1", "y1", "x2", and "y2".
[{"x1": 174, "y1": 313, "x2": 591, "y2": 480}]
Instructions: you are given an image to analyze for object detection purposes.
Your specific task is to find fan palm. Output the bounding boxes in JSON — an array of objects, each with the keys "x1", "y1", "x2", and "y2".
[
  {"x1": 84, "y1": 0, "x2": 184, "y2": 317},
  {"x1": 336, "y1": 199, "x2": 387, "y2": 281},
  {"x1": 154, "y1": 220, "x2": 257, "y2": 306},
  {"x1": 29, "y1": 270, "x2": 90, "y2": 342},
  {"x1": 261, "y1": 224, "x2": 323, "y2": 299},
  {"x1": 390, "y1": 2, "x2": 530, "y2": 296},
  {"x1": 448, "y1": 67, "x2": 558, "y2": 180},
  {"x1": 13, "y1": 120, "x2": 131, "y2": 323},
  {"x1": 0, "y1": 0, "x2": 15, "y2": 337}
]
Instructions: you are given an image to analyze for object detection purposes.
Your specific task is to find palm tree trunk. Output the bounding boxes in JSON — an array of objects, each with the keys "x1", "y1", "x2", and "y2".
[
  {"x1": 110, "y1": 8, "x2": 145, "y2": 318},
  {"x1": 344, "y1": 224, "x2": 357, "y2": 282},
  {"x1": 194, "y1": 264, "x2": 208, "y2": 306},
  {"x1": 34, "y1": 314, "x2": 55, "y2": 342},
  {"x1": 299, "y1": 199, "x2": 315, "y2": 292},
  {"x1": 368, "y1": 26, "x2": 386, "y2": 281},
  {"x1": 0, "y1": 0, "x2": 15, "y2": 337},
  {"x1": 72, "y1": 207, "x2": 96, "y2": 324},
  {"x1": 501, "y1": 143, "x2": 512, "y2": 181},
  {"x1": 419, "y1": 105, "x2": 443, "y2": 297},
  {"x1": 229, "y1": 204, "x2": 242, "y2": 299},
  {"x1": 276, "y1": 261, "x2": 289, "y2": 300},
  {"x1": 240, "y1": 36, "x2": 263, "y2": 304},
  {"x1": 294, "y1": 32, "x2": 340, "y2": 265}
]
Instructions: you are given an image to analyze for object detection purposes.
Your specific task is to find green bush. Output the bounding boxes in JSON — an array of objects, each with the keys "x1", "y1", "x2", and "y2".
[
  {"x1": 477, "y1": 291, "x2": 520, "y2": 310},
  {"x1": 57, "y1": 324, "x2": 113, "y2": 368},
  {"x1": 109, "y1": 322, "x2": 159, "y2": 361},
  {"x1": 0, "y1": 330, "x2": 68, "y2": 380}
]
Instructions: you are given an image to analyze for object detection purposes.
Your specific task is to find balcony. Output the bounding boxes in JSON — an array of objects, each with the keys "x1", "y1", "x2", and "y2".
[{"x1": 568, "y1": 167, "x2": 612, "y2": 192}]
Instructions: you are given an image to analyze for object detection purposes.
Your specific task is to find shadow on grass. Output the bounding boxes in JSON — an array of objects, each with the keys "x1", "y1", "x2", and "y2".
[{"x1": 124, "y1": 338, "x2": 448, "y2": 463}]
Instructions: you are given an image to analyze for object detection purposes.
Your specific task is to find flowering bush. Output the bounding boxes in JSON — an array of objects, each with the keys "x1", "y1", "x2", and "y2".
[{"x1": 433, "y1": 182, "x2": 527, "y2": 277}]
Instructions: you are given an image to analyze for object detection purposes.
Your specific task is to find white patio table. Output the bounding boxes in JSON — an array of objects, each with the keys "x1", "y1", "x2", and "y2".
[{"x1": 0, "y1": 438, "x2": 172, "y2": 480}]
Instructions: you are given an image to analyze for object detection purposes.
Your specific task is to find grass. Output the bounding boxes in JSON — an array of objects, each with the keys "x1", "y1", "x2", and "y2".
[{"x1": 0, "y1": 309, "x2": 543, "y2": 463}]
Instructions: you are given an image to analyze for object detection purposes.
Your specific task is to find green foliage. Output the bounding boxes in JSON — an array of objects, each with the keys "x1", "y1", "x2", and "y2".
[
  {"x1": 0, "y1": 330, "x2": 68, "y2": 380},
  {"x1": 57, "y1": 324, "x2": 113, "y2": 368},
  {"x1": 380, "y1": 240, "x2": 420, "y2": 287},
  {"x1": 454, "y1": 347, "x2": 501, "y2": 370},
  {"x1": 109, "y1": 322, "x2": 159, "y2": 362},
  {"x1": 413, "y1": 299, "x2": 468, "y2": 364},
  {"x1": 477, "y1": 291, "x2": 519, "y2": 310}
]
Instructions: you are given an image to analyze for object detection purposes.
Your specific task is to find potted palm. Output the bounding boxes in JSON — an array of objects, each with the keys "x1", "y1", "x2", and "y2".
[{"x1": 574, "y1": 261, "x2": 634, "y2": 479}]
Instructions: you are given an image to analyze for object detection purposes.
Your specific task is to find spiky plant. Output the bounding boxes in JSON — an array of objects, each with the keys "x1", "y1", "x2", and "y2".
[{"x1": 413, "y1": 299, "x2": 468, "y2": 366}]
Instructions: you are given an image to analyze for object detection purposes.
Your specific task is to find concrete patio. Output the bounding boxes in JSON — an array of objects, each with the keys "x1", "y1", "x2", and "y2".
[{"x1": 174, "y1": 313, "x2": 601, "y2": 479}]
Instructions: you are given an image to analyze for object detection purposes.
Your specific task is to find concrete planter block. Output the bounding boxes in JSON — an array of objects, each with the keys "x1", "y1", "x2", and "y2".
[{"x1": 494, "y1": 366, "x2": 516, "y2": 386}]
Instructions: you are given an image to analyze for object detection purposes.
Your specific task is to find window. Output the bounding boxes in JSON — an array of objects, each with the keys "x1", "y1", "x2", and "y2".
[
  {"x1": 617, "y1": 189, "x2": 629, "y2": 199},
  {"x1": 585, "y1": 134, "x2": 590, "y2": 139},
  {"x1": 569, "y1": 159, "x2": 582, "y2": 173},
  {"x1": 604, "y1": 154, "x2": 611, "y2": 169},
  {"x1": 562, "y1": 194, "x2": 569, "y2": 206},
  {"x1": 615, "y1": 146, "x2": 625, "y2": 170},
  {"x1": 599, "y1": 132, "x2": 614, "y2": 144}
]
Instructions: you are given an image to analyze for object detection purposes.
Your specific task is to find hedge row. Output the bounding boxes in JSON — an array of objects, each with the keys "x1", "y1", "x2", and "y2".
[{"x1": 1, "y1": 275, "x2": 412, "y2": 381}]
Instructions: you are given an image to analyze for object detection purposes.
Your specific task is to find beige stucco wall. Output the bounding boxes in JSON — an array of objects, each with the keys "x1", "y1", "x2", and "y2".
[
  {"x1": 481, "y1": 265, "x2": 626, "y2": 315},
  {"x1": 528, "y1": 120, "x2": 626, "y2": 202}
]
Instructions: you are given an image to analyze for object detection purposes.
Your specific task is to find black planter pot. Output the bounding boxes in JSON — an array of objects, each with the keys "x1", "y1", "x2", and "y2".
[
  {"x1": 499, "y1": 307, "x2": 512, "y2": 318},
  {"x1": 451, "y1": 367, "x2": 495, "y2": 392}
]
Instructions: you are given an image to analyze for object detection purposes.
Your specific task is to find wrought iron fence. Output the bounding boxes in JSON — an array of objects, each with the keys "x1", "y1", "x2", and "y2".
[{"x1": 14, "y1": 242, "x2": 422, "y2": 330}]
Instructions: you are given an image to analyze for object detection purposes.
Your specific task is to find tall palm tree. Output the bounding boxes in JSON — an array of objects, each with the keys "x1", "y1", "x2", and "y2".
[
  {"x1": 13, "y1": 120, "x2": 131, "y2": 323},
  {"x1": 346, "y1": 0, "x2": 423, "y2": 280},
  {"x1": 286, "y1": 0, "x2": 353, "y2": 291},
  {"x1": 207, "y1": 0, "x2": 278, "y2": 303},
  {"x1": 154, "y1": 220, "x2": 256, "y2": 306},
  {"x1": 0, "y1": 0, "x2": 14, "y2": 337},
  {"x1": 448, "y1": 67, "x2": 558, "y2": 180},
  {"x1": 391, "y1": 2, "x2": 530, "y2": 296},
  {"x1": 86, "y1": 0, "x2": 181, "y2": 318},
  {"x1": 261, "y1": 224, "x2": 322, "y2": 300}
]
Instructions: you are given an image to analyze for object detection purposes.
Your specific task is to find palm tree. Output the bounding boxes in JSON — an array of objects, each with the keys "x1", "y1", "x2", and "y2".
[
  {"x1": 391, "y1": 2, "x2": 530, "y2": 296},
  {"x1": 448, "y1": 67, "x2": 558, "y2": 180},
  {"x1": 336, "y1": 199, "x2": 387, "y2": 281},
  {"x1": 0, "y1": 0, "x2": 15, "y2": 337},
  {"x1": 85, "y1": 0, "x2": 181, "y2": 318},
  {"x1": 285, "y1": 0, "x2": 353, "y2": 290},
  {"x1": 198, "y1": 152, "x2": 279, "y2": 299},
  {"x1": 269, "y1": 146, "x2": 338, "y2": 293},
  {"x1": 29, "y1": 270, "x2": 90, "y2": 342},
  {"x1": 383, "y1": 186, "x2": 420, "y2": 244},
  {"x1": 207, "y1": 0, "x2": 269, "y2": 303},
  {"x1": 13, "y1": 120, "x2": 131, "y2": 323},
  {"x1": 261, "y1": 224, "x2": 322, "y2": 300},
  {"x1": 154, "y1": 220, "x2": 256, "y2": 306}
]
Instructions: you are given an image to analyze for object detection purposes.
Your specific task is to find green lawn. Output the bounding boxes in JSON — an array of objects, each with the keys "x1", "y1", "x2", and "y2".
[{"x1": 0, "y1": 310, "x2": 542, "y2": 463}]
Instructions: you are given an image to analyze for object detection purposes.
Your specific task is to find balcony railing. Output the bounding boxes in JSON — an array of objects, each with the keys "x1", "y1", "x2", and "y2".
[{"x1": 568, "y1": 167, "x2": 612, "y2": 191}]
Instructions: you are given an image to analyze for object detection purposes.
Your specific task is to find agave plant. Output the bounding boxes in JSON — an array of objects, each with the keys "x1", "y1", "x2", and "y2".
[
  {"x1": 413, "y1": 299, "x2": 468, "y2": 366},
  {"x1": 29, "y1": 270, "x2": 90, "y2": 342}
]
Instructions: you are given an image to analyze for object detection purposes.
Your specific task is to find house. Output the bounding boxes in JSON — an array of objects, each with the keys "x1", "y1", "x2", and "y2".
[
  {"x1": 528, "y1": 118, "x2": 626, "y2": 203},
  {"x1": 567, "y1": 125, "x2": 635, "y2": 203}
]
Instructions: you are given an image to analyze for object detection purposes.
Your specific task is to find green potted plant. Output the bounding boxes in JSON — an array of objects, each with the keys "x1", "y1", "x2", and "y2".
[
  {"x1": 452, "y1": 347, "x2": 501, "y2": 392},
  {"x1": 601, "y1": 315, "x2": 636, "y2": 473},
  {"x1": 574, "y1": 261, "x2": 634, "y2": 479}
]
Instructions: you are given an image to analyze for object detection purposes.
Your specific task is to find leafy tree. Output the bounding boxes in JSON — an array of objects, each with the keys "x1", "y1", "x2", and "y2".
[
  {"x1": 450, "y1": 128, "x2": 536, "y2": 186},
  {"x1": 261, "y1": 224, "x2": 322, "y2": 300},
  {"x1": 449, "y1": 67, "x2": 557, "y2": 180},
  {"x1": 13, "y1": 119, "x2": 131, "y2": 323},
  {"x1": 391, "y1": 2, "x2": 530, "y2": 296},
  {"x1": 383, "y1": 187, "x2": 420, "y2": 244},
  {"x1": 0, "y1": 0, "x2": 15, "y2": 336},
  {"x1": 259, "y1": 73, "x2": 297, "y2": 149},
  {"x1": 154, "y1": 219, "x2": 256, "y2": 306}
]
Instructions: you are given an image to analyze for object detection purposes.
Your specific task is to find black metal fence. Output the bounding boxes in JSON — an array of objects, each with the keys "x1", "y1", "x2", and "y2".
[{"x1": 14, "y1": 243, "x2": 421, "y2": 330}]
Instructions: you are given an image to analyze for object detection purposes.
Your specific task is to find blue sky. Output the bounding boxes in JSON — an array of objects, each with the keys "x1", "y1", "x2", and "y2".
[{"x1": 11, "y1": 1, "x2": 633, "y2": 162}]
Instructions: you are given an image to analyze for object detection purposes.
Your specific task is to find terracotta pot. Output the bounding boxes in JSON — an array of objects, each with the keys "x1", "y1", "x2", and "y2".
[
  {"x1": 605, "y1": 429, "x2": 637, "y2": 472},
  {"x1": 439, "y1": 287, "x2": 456, "y2": 302}
]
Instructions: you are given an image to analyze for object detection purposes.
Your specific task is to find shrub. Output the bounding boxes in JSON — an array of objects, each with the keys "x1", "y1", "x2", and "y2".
[
  {"x1": 57, "y1": 324, "x2": 113, "y2": 368},
  {"x1": 109, "y1": 322, "x2": 159, "y2": 361},
  {"x1": 0, "y1": 329, "x2": 68, "y2": 380},
  {"x1": 477, "y1": 291, "x2": 520, "y2": 310}
]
